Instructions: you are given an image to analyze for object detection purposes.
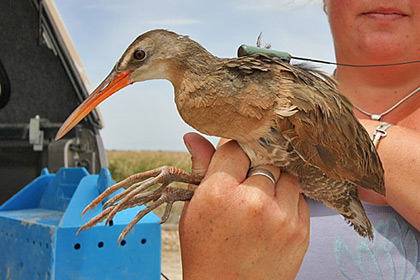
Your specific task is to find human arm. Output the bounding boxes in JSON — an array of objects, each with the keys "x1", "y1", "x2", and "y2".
[
  {"x1": 359, "y1": 119, "x2": 420, "y2": 231},
  {"x1": 179, "y1": 132, "x2": 310, "y2": 280}
]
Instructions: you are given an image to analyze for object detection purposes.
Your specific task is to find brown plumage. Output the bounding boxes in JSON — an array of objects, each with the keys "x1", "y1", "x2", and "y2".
[{"x1": 56, "y1": 29, "x2": 385, "y2": 243}]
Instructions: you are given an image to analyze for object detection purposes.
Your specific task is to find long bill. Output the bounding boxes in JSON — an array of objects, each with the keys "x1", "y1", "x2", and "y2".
[{"x1": 55, "y1": 70, "x2": 133, "y2": 140}]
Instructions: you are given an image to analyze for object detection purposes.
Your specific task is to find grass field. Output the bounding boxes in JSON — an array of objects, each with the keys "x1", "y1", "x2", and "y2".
[
  {"x1": 106, "y1": 150, "x2": 192, "y2": 224},
  {"x1": 107, "y1": 150, "x2": 192, "y2": 181}
]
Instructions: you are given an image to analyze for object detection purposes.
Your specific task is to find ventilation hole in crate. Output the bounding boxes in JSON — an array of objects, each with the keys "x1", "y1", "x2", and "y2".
[
  {"x1": 98, "y1": 241, "x2": 104, "y2": 248},
  {"x1": 120, "y1": 240, "x2": 126, "y2": 246},
  {"x1": 74, "y1": 243, "x2": 81, "y2": 250},
  {"x1": 108, "y1": 220, "x2": 114, "y2": 226},
  {"x1": 46, "y1": 243, "x2": 49, "y2": 249},
  {"x1": 141, "y1": 238, "x2": 147, "y2": 245}
]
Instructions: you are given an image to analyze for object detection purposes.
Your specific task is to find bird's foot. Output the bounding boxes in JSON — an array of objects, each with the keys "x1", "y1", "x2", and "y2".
[{"x1": 76, "y1": 166, "x2": 202, "y2": 244}]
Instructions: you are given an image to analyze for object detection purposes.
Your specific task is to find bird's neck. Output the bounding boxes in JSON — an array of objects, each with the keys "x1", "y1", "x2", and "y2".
[{"x1": 169, "y1": 50, "x2": 219, "y2": 93}]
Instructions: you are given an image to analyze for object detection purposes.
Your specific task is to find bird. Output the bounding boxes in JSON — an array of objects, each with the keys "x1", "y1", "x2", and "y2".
[{"x1": 56, "y1": 29, "x2": 385, "y2": 244}]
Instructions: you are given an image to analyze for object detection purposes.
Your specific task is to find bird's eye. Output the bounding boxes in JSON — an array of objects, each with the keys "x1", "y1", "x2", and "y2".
[{"x1": 133, "y1": 49, "x2": 146, "y2": 61}]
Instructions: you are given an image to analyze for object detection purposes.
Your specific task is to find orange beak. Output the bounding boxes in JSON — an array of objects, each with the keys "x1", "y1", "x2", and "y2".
[{"x1": 55, "y1": 70, "x2": 133, "y2": 140}]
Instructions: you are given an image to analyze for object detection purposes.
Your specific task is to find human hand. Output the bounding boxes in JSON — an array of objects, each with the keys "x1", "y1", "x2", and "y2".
[{"x1": 180, "y1": 132, "x2": 310, "y2": 280}]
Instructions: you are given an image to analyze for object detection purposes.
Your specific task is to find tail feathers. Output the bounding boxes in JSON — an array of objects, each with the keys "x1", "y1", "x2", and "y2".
[
  {"x1": 299, "y1": 174, "x2": 374, "y2": 240},
  {"x1": 325, "y1": 196, "x2": 374, "y2": 241},
  {"x1": 343, "y1": 198, "x2": 373, "y2": 240}
]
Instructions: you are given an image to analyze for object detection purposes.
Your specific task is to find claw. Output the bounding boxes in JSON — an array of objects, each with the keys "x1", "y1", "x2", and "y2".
[
  {"x1": 77, "y1": 166, "x2": 202, "y2": 243},
  {"x1": 81, "y1": 182, "x2": 123, "y2": 217},
  {"x1": 160, "y1": 202, "x2": 174, "y2": 224},
  {"x1": 76, "y1": 207, "x2": 114, "y2": 235},
  {"x1": 81, "y1": 168, "x2": 170, "y2": 217},
  {"x1": 117, "y1": 186, "x2": 194, "y2": 245},
  {"x1": 118, "y1": 199, "x2": 163, "y2": 245},
  {"x1": 105, "y1": 181, "x2": 169, "y2": 226},
  {"x1": 102, "y1": 178, "x2": 154, "y2": 209}
]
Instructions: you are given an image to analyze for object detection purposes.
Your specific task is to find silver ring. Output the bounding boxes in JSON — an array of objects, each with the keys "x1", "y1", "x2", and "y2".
[{"x1": 247, "y1": 167, "x2": 276, "y2": 185}]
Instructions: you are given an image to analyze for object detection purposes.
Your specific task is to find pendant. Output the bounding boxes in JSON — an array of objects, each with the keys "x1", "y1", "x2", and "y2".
[{"x1": 371, "y1": 114, "x2": 382, "y2": 121}]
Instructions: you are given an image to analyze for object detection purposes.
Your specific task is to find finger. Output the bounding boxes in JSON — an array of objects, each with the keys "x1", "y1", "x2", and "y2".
[
  {"x1": 183, "y1": 132, "x2": 215, "y2": 185},
  {"x1": 274, "y1": 172, "x2": 301, "y2": 210},
  {"x1": 298, "y1": 193, "x2": 310, "y2": 224},
  {"x1": 182, "y1": 133, "x2": 215, "y2": 215},
  {"x1": 243, "y1": 165, "x2": 280, "y2": 196},
  {"x1": 205, "y1": 140, "x2": 250, "y2": 188}
]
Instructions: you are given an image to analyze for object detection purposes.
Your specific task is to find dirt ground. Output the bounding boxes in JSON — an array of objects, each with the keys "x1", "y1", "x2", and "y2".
[
  {"x1": 161, "y1": 224, "x2": 182, "y2": 280},
  {"x1": 157, "y1": 202, "x2": 184, "y2": 280}
]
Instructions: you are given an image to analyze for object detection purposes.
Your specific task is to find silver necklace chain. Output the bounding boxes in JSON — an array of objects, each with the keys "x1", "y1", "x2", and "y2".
[{"x1": 353, "y1": 85, "x2": 420, "y2": 121}]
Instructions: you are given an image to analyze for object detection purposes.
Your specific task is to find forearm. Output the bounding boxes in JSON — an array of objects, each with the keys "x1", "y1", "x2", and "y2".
[{"x1": 361, "y1": 120, "x2": 420, "y2": 230}]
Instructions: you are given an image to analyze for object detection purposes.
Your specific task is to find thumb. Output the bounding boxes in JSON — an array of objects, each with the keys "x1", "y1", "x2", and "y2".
[
  {"x1": 183, "y1": 132, "x2": 215, "y2": 179},
  {"x1": 180, "y1": 133, "x2": 215, "y2": 234}
]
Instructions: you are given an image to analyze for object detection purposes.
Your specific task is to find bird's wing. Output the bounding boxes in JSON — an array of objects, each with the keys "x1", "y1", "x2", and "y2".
[
  {"x1": 215, "y1": 55, "x2": 384, "y2": 195},
  {"x1": 277, "y1": 64, "x2": 385, "y2": 195},
  {"x1": 210, "y1": 56, "x2": 281, "y2": 120}
]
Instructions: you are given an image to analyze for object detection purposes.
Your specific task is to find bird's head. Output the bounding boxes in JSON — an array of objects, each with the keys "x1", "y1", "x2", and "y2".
[{"x1": 55, "y1": 29, "x2": 205, "y2": 140}]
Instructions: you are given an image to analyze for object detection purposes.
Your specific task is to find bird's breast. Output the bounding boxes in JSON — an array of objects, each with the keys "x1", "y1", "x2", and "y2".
[{"x1": 175, "y1": 92, "x2": 276, "y2": 144}]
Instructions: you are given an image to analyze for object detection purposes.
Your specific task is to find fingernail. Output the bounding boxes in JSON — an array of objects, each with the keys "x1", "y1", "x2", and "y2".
[
  {"x1": 185, "y1": 141, "x2": 193, "y2": 156},
  {"x1": 183, "y1": 135, "x2": 194, "y2": 156}
]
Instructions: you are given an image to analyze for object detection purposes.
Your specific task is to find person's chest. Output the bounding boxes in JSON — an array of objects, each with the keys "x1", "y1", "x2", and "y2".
[{"x1": 396, "y1": 107, "x2": 420, "y2": 131}]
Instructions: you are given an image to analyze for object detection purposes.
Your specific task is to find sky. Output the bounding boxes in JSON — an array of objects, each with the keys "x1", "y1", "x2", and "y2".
[{"x1": 53, "y1": 0, "x2": 336, "y2": 151}]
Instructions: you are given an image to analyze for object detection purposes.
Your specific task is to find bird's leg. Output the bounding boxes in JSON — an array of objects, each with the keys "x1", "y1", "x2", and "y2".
[{"x1": 77, "y1": 166, "x2": 202, "y2": 243}]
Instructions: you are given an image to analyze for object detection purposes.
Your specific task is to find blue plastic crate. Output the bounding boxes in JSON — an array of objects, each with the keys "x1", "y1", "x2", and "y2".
[{"x1": 0, "y1": 168, "x2": 161, "y2": 280}]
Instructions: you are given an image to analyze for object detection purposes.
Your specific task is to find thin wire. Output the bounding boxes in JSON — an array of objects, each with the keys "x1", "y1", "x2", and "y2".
[
  {"x1": 161, "y1": 272, "x2": 170, "y2": 280},
  {"x1": 291, "y1": 55, "x2": 420, "y2": 68},
  {"x1": 289, "y1": 54, "x2": 420, "y2": 119},
  {"x1": 353, "y1": 85, "x2": 420, "y2": 119}
]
